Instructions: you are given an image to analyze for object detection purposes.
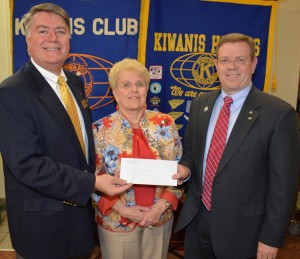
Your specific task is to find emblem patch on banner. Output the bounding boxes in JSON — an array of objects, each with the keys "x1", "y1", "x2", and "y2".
[
  {"x1": 149, "y1": 66, "x2": 163, "y2": 79},
  {"x1": 150, "y1": 96, "x2": 161, "y2": 106},
  {"x1": 150, "y1": 82, "x2": 162, "y2": 94},
  {"x1": 169, "y1": 99, "x2": 185, "y2": 110},
  {"x1": 170, "y1": 53, "x2": 220, "y2": 91}
]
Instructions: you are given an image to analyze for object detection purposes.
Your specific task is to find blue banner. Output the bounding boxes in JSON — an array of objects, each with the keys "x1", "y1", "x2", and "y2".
[
  {"x1": 142, "y1": 0, "x2": 277, "y2": 137},
  {"x1": 12, "y1": 0, "x2": 141, "y2": 122},
  {"x1": 12, "y1": 0, "x2": 277, "y2": 138}
]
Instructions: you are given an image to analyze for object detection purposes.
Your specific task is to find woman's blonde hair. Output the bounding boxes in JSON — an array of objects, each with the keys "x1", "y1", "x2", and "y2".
[{"x1": 109, "y1": 58, "x2": 150, "y2": 90}]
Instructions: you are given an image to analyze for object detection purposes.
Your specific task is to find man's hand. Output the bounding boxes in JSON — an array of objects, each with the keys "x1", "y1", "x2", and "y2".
[
  {"x1": 172, "y1": 164, "x2": 190, "y2": 185},
  {"x1": 257, "y1": 242, "x2": 278, "y2": 259},
  {"x1": 95, "y1": 174, "x2": 132, "y2": 196}
]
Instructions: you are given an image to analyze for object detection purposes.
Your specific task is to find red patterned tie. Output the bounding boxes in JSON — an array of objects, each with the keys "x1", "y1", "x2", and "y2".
[{"x1": 202, "y1": 96, "x2": 233, "y2": 210}]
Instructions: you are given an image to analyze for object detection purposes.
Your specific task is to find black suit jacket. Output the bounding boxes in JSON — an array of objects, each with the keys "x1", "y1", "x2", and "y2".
[
  {"x1": 175, "y1": 87, "x2": 300, "y2": 258},
  {"x1": 0, "y1": 61, "x2": 96, "y2": 259}
]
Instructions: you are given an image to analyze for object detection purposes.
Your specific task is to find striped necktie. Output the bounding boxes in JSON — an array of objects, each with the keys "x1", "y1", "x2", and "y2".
[{"x1": 202, "y1": 96, "x2": 233, "y2": 210}]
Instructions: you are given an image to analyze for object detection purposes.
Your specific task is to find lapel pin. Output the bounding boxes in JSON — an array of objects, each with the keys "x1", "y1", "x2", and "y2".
[
  {"x1": 81, "y1": 99, "x2": 88, "y2": 109},
  {"x1": 204, "y1": 106, "x2": 208, "y2": 112},
  {"x1": 248, "y1": 111, "x2": 254, "y2": 120}
]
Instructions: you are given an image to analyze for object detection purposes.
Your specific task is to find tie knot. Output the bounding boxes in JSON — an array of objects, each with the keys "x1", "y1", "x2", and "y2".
[
  {"x1": 224, "y1": 96, "x2": 233, "y2": 106},
  {"x1": 57, "y1": 75, "x2": 66, "y2": 87}
]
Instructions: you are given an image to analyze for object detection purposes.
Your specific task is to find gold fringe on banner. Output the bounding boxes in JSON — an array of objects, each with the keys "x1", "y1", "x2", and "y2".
[
  {"x1": 9, "y1": 0, "x2": 14, "y2": 74},
  {"x1": 271, "y1": 0, "x2": 280, "y2": 92},
  {"x1": 271, "y1": 75, "x2": 277, "y2": 92},
  {"x1": 138, "y1": 0, "x2": 150, "y2": 65},
  {"x1": 204, "y1": 0, "x2": 279, "y2": 93}
]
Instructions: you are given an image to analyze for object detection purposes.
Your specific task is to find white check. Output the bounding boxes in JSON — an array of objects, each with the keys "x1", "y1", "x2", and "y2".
[{"x1": 120, "y1": 158, "x2": 177, "y2": 186}]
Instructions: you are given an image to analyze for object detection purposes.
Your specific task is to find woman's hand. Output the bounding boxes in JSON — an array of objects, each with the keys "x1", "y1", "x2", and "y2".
[
  {"x1": 139, "y1": 199, "x2": 167, "y2": 227},
  {"x1": 113, "y1": 200, "x2": 150, "y2": 223},
  {"x1": 172, "y1": 164, "x2": 190, "y2": 185}
]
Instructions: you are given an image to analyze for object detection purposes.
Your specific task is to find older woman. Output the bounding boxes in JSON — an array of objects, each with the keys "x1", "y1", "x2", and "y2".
[{"x1": 92, "y1": 58, "x2": 184, "y2": 259}]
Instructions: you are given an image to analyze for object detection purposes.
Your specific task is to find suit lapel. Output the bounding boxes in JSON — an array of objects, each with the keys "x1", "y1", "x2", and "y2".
[
  {"x1": 217, "y1": 87, "x2": 262, "y2": 174},
  {"x1": 66, "y1": 72, "x2": 95, "y2": 164},
  {"x1": 199, "y1": 90, "x2": 220, "y2": 145},
  {"x1": 196, "y1": 90, "x2": 221, "y2": 180},
  {"x1": 25, "y1": 61, "x2": 87, "y2": 162}
]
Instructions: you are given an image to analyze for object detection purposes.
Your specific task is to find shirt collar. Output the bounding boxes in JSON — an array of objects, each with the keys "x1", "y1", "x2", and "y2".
[
  {"x1": 31, "y1": 57, "x2": 67, "y2": 88},
  {"x1": 221, "y1": 83, "x2": 252, "y2": 103}
]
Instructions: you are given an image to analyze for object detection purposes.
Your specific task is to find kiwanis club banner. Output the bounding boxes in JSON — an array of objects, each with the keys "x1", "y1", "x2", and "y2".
[
  {"x1": 12, "y1": 0, "x2": 277, "y2": 138},
  {"x1": 142, "y1": 0, "x2": 277, "y2": 136},
  {"x1": 12, "y1": 0, "x2": 141, "y2": 122}
]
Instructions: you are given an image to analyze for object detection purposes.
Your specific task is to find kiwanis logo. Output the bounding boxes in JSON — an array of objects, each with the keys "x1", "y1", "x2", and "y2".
[
  {"x1": 64, "y1": 54, "x2": 115, "y2": 110},
  {"x1": 170, "y1": 53, "x2": 220, "y2": 91}
]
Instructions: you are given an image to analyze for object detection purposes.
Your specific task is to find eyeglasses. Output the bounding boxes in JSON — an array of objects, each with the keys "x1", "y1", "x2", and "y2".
[
  {"x1": 218, "y1": 57, "x2": 250, "y2": 66},
  {"x1": 118, "y1": 81, "x2": 147, "y2": 90}
]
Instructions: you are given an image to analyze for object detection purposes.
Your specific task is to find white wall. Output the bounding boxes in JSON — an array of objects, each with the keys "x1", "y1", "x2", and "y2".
[
  {"x1": 268, "y1": 0, "x2": 300, "y2": 107},
  {"x1": 0, "y1": 0, "x2": 300, "y2": 199},
  {"x1": 0, "y1": 0, "x2": 12, "y2": 199},
  {"x1": 0, "y1": 0, "x2": 12, "y2": 81}
]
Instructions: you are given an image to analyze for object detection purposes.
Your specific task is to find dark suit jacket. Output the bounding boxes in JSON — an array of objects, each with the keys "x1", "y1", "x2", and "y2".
[
  {"x1": 0, "y1": 60, "x2": 96, "y2": 259},
  {"x1": 175, "y1": 86, "x2": 300, "y2": 258}
]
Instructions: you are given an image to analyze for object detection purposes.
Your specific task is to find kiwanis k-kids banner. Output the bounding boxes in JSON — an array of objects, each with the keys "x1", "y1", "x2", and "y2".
[{"x1": 12, "y1": 0, "x2": 277, "y2": 138}]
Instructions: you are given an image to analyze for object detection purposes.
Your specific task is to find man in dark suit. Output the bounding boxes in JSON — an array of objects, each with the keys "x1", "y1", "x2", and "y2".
[
  {"x1": 0, "y1": 3, "x2": 130, "y2": 259},
  {"x1": 174, "y1": 33, "x2": 300, "y2": 259}
]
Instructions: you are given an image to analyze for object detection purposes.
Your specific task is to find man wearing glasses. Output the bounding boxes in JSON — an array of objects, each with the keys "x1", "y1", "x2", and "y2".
[{"x1": 175, "y1": 33, "x2": 300, "y2": 259}]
